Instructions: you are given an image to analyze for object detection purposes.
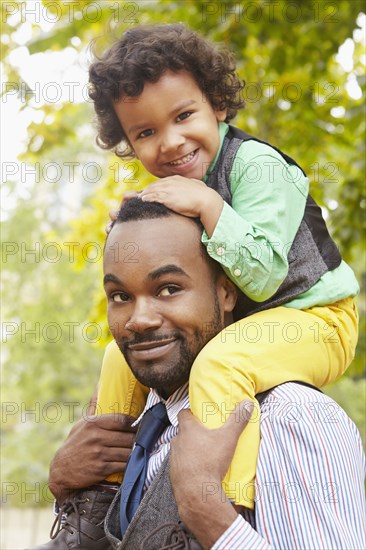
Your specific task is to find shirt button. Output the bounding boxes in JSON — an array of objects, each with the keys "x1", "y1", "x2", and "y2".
[
  {"x1": 216, "y1": 247, "x2": 225, "y2": 256},
  {"x1": 233, "y1": 268, "x2": 242, "y2": 277}
]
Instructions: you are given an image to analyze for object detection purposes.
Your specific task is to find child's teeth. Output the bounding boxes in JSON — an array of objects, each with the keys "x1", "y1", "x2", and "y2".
[{"x1": 170, "y1": 151, "x2": 195, "y2": 166}]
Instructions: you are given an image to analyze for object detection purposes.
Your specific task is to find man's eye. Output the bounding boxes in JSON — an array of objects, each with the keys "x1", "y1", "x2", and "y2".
[
  {"x1": 111, "y1": 292, "x2": 129, "y2": 303},
  {"x1": 159, "y1": 285, "x2": 180, "y2": 297},
  {"x1": 138, "y1": 128, "x2": 154, "y2": 139},
  {"x1": 177, "y1": 111, "x2": 192, "y2": 122}
]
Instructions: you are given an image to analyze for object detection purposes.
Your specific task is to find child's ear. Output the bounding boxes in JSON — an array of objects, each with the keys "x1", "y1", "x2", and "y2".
[
  {"x1": 215, "y1": 106, "x2": 228, "y2": 122},
  {"x1": 125, "y1": 139, "x2": 138, "y2": 159}
]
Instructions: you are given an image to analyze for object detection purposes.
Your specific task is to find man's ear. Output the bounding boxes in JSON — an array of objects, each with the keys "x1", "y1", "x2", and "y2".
[{"x1": 217, "y1": 274, "x2": 237, "y2": 313}]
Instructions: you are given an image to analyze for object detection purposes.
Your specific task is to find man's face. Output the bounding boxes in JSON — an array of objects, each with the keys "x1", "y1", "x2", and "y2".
[
  {"x1": 103, "y1": 214, "x2": 235, "y2": 398},
  {"x1": 114, "y1": 70, "x2": 227, "y2": 180}
]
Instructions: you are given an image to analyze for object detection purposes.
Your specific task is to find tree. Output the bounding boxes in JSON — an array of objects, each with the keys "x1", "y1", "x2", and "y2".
[{"x1": 2, "y1": 0, "x2": 365, "y2": 505}]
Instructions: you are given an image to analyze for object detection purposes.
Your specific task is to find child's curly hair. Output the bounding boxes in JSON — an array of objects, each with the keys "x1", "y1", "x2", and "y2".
[{"x1": 88, "y1": 24, "x2": 245, "y2": 158}]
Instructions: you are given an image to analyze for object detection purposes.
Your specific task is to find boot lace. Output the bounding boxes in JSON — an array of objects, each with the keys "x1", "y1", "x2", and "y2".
[
  {"x1": 50, "y1": 495, "x2": 90, "y2": 545},
  {"x1": 140, "y1": 521, "x2": 192, "y2": 550}
]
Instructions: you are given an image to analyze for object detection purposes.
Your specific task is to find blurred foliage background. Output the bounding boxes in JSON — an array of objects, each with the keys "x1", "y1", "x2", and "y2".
[{"x1": 1, "y1": 0, "x2": 365, "y2": 506}]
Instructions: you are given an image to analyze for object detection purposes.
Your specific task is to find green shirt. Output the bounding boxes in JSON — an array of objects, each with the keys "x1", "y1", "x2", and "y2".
[{"x1": 202, "y1": 123, "x2": 359, "y2": 309}]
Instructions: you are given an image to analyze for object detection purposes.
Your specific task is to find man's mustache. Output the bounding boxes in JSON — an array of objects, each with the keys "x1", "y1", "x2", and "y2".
[{"x1": 120, "y1": 331, "x2": 182, "y2": 349}]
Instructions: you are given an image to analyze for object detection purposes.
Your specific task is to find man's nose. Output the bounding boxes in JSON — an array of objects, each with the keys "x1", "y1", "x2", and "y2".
[
  {"x1": 124, "y1": 299, "x2": 163, "y2": 333},
  {"x1": 159, "y1": 128, "x2": 185, "y2": 154}
]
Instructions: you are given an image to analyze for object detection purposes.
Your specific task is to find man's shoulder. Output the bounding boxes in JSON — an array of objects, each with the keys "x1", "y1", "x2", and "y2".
[
  {"x1": 259, "y1": 381, "x2": 362, "y2": 445},
  {"x1": 261, "y1": 381, "x2": 341, "y2": 408},
  {"x1": 262, "y1": 381, "x2": 328, "y2": 404}
]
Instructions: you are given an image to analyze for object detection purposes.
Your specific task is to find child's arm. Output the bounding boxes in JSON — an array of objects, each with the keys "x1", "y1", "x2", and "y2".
[
  {"x1": 201, "y1": 142, "x2": 309, "y2": 301},
  {"x1": 140, "y1": 142, "x2": 308, "y2": 303}
]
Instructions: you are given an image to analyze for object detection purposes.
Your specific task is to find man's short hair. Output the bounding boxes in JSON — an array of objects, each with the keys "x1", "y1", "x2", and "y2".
[
  {"x1": 114, "y1": 197, "x2": 203, "y2": 231},
  {"x1": 108, "y1": 198, "x2": 216, "y2": 268}
]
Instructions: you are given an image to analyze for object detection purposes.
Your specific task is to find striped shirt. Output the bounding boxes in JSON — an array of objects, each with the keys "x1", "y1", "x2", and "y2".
[{"x1": 134, "y1": 382, "x2": 366, "y2": 549}]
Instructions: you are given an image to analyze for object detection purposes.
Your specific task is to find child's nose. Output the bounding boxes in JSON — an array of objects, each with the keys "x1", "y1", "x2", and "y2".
[{"x1": 160, "y1": 129, "x2": 185, "y2": 153}]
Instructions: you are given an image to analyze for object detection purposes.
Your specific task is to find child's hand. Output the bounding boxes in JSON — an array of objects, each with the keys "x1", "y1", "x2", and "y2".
[
  {"x1": 140, "y1": 176, "x2": 208, "y2": 217},
  {"x1": 105, "y1": 209, "x2": 118, "y2": 234},
  {"x1": 122, "y1": 190, "x2": 140, "y2": 204},
  {"x1": 139, "y1": 176, "x2": 224, "y2": 236},
  {"x1": 105, "y1": 190, "x2": 140, "y2": 234}
]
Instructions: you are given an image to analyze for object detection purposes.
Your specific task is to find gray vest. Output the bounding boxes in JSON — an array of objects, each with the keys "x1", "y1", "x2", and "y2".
[
  {"x1": 104, "y1": 455, "x2": 201, "y2": 550},
  {"x1": 206, "y1": 126, "x2": 342, "y2": 321}
]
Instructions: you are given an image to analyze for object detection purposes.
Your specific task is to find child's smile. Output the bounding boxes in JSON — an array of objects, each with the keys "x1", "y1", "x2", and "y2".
[
  {"x1": 113, "y1": 70, "x2": 227, "y2": 180},
  {"x1": 167, "y1": 149, "x2": 197, "y2": 167}
]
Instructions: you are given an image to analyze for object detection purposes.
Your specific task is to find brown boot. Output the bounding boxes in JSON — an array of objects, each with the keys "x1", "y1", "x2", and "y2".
[{"x1": 27, "y1": 485, "x2": 119, "y2": 549}]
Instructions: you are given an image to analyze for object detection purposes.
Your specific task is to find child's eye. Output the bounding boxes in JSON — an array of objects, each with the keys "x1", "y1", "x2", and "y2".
[
  {"x1": 177, "y1": 111, "x2": 193, "y2": 122},
  {"x1": 111, "y1": 292, "x2": 130, "y2": 303},
  {"x1": 158, "y1": 285, "x2": 181, "y2": 297},
  {"x1": 138, "y1": 128, "x2": 154, "y2": 139}
]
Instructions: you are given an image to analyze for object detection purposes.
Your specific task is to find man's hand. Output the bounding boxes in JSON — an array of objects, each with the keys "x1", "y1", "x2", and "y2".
[
  {"x1": 49, "y1": 414, "x2": 136, "y2": 504},
  {"x1": 170, "y1": 400, "x2": 254, "y2": 549}
]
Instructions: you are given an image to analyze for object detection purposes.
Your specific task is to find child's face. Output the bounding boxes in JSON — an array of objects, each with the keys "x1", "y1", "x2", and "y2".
[{"x1": 114, "y1": 70, "x2": 227, "y2": 180}]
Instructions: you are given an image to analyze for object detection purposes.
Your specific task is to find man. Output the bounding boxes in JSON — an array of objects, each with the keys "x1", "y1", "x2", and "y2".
[{"x1": 33, "y1": 199, "x2": 365, "y2": 549}]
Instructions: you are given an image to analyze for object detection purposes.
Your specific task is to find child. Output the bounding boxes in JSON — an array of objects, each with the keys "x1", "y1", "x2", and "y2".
[{"x1": 89, "y1": 23, "x2": 359, "y2": 508}]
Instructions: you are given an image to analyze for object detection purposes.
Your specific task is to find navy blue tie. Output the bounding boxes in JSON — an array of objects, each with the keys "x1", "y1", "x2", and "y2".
[{"x1": 120, "y1": 402, "x2": 170, "y2": 535}]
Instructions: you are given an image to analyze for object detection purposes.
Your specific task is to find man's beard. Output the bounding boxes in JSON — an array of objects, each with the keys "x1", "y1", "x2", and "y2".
[{"x1": 116, "y1": 293, "x2": 223, "y2": 396}]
